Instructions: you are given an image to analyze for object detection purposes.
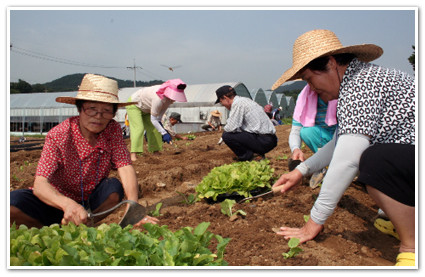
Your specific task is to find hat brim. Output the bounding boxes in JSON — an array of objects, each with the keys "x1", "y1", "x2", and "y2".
[
  {"x1": 56, "y1": 96, "x2": 137, "y2": 107},
  {"x1": 272, "y1": 44, "x2": 383, "y2": 90}
]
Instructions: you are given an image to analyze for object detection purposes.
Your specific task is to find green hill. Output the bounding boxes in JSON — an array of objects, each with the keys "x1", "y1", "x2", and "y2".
[
  {"x1": 10, "y1": 73, "x2": 164, "y2": 93},
  {"x1": 43, "y1": 73, "x2": 163, "y2": 92}
]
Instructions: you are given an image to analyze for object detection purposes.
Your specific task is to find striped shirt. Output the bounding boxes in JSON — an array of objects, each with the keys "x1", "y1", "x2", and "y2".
[{"x1": 224, "y1": 96, "x2": 276, "y2": 135}]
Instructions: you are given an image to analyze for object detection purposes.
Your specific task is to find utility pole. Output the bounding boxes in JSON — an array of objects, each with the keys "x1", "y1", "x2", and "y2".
[{"x1": 126, "y1": 59, "x2": 142, "y2": 87}]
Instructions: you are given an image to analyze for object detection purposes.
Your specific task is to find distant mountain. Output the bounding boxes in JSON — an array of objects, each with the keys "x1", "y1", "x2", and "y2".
[{"x1": 42, "y1": 73, "x2": 164, "y2": 92}]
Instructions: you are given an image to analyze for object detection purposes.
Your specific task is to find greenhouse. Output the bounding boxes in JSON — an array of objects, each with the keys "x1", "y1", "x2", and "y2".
[
  {"x1": 263, "y1": 90, "x2": 279, "y2": 111},
  {"x1": 249, "y1": 88, "x2": 268, "y2": 108},
  {"x1": 9, "y1": 82, "x2": 253, "y2": 135},
  {"x1": 285, "y1": 96, "x2": 295, "y2": 117}
]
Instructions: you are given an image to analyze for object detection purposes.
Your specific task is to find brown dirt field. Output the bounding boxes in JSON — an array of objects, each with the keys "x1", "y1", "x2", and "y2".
[{"x1": 9, "y1": 125, "x2": 400, "y2": 266}]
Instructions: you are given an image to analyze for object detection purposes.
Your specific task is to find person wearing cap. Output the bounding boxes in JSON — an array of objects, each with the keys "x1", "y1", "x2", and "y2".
[
  {"x1": 271, "y1": 29, "x2": 415, "y2": 266},
  {"x1": 10, "y1": 74, "x2": 159, "y2": 228},
  {"x1": 271, "y1": 106, "x2": 283, "y2": 124},
  {"x1": 161, "y1": 112, "x2": 188, "y2": 141},
  {"x1": 125, "y1": 79, "x2": 187, "y2": 161},
  {"x1": 289, "y1": 84, "x2": 338, "y2": 188},
  {"x1": 201, "y1": 110, "x2": 222, "y2": 131},
  {"x1": 216, "y1": 85, "x2": 277, "y2": 161}
]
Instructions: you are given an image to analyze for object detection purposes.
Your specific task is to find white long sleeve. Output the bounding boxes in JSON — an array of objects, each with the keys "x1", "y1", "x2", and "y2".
[
  {"x1": 309, "y1": 134, "x2": 370, "y2": 225},
  {"x1": 151, "y1": 114, "x2": 167, "y2": 135},
  {"x1": 288, "y1": 125, "x2": 302, "y2": 153}
]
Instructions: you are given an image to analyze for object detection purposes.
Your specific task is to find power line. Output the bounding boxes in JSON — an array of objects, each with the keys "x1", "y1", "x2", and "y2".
[
  {"x1": 11, "y1": 44, "x2": 123, "y2": 69},
  {"x1": 10, "y1": 44, "x2": 166, "y2": 83},
  {"x1": 126, "y1": 59, "x2": 143, "y2": 87}
]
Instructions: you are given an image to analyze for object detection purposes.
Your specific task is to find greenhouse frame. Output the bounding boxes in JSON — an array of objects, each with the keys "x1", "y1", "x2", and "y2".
[{"x1": 11, "y1": 81, "x2": 291, "y2": 135}]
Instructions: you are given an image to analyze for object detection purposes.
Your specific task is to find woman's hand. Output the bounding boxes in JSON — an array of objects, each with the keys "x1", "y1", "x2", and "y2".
[
  {"x1": 273, "y1": 169, "x2": 303, "y2": 193},
  {"x1": 291, "y1": 149, "x2": 305, "y2": 161},
  {"x1": 276, "y1": 218, "x2": 324, "y2": 244},
  {"x1": 61, "y1": 200, "x2": 88, "y2": 226},
  {"x1": 133, "y1": 215, "x2": 159, "y2": 227}
]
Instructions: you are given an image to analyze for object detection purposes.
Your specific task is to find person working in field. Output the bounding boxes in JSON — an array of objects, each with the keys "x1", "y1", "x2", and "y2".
[
  {"x1": 216, "y1": 85, "x2": 277, "y2": 161},
  {"x1": 288, "y1": 84, "x2": 337, "y2": 188},
  {"x1": 271, "y1": 29, "x2": 415, "y2": 266},
  {"x1": 161, "y1": 112, "x2": 188, "y2": 141},
  {"x1": 201, "y1": 110, "x2": 223, "y2": 131},
  {"x1": 125, "y1": 79, "x2": 187, "y2": 161},
  {"x1": 10, "y1": 74, "x2": 159, "y2": 228}
]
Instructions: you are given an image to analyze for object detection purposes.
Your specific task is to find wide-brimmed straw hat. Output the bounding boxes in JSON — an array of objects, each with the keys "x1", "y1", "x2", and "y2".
[
  {"x1": 211, "y1": 110, "x2": 222, "y2": 117},
  {"x1": 271, "y1": 29, "x2": 383, "y2": 90},
  {"x1": 56, "y1": 74, "x2": 135, "y2": 107}
]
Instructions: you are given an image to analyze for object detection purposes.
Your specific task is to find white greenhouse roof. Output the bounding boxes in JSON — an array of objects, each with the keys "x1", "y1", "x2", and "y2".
[
  {"x1": 249, "y1": 88, "x2": 267, "y2": 107},
  {"x1": 10, "y1": 81, "x2": 252, "y2": 109}
]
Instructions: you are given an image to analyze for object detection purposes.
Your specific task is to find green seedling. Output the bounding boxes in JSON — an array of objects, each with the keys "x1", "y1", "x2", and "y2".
[
  {"x1": 303, "y1": 215, "x2": 310, "y2": 223},
  {"x1": 282, "y1": 237, "x2": 303, "y2": 259},
  {"x1": 12, "y1": 174, "x2": 21, "y2": 182},
  {"x1": 177, "y1": 191, "x2": 199, "y2": 205},
  {"x1": 275, "y1": 154, "x2": 288, "y2": 161},
  {"x1": 150, "y1": 203, "x2": 163, "y2": 217},
  {"x1": 187, "y1": 134, "x2": 196, "y2": 140},
  {"x1": 220, "y1": 199, "x2": 246, "y2": 218}
]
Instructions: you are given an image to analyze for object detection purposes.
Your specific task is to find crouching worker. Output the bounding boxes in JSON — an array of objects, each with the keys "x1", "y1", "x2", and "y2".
[
  {"x1": 10, "y1": 74, "x2": 159, "y2": 228},
  {"x1": 215, "y1": 85, "x2": 277, "y2": 161},
  {"x1": 162, "y1": 112, "x2": 188, "y2": 141},
  {"x1": 271, "y1": 29, "x2": 415, "y2": 267}
]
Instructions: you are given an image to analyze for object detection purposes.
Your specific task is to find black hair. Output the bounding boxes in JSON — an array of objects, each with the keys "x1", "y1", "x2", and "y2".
[
  {"x1": 75, "y1": 100, "x2": 118, "y2": 114},
  {"x1": 221, "y1": 90, "x2": 237, "y2": 100},
  {"x1": 304, "y1": 53, "x2": 356, "y2": 72}
]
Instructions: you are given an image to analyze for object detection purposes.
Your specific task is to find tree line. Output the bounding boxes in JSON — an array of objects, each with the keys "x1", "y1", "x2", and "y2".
[{"x1": 10, "y1": 73, "x2": 164, "y2": 94}]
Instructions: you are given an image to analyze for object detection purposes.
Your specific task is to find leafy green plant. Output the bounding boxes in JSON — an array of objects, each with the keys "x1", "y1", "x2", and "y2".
[
  {"x1": 187, "y1": 134, "x2": 196, "y2": 140},
  {"x1": 10, "y1": 222, "x2": 230, "y2": 266},
  {"x1": 275, "y1": 154, "x2": 288, "y2": 160},
  {"x1": 303, "y1": 215, "x2": 310, "y2": 223},
  {"x1": 150, "y1": 203, "x2": 163, "y2": 217},
  {"x1": 196, "y1": 160, "x2": 275, "y2": 201},
  {"x1": 12, "y1": 174, "x2": 21, "y2": 182},
  {"x1": 282, "y1": 238, "x2": 303, "y2": 259},
  {"x1": 177, "y1": 192, "x2": 199, "y2": 205},
  {"x1": 220, "y1": 199, "x2": 246, "y2": 218}
]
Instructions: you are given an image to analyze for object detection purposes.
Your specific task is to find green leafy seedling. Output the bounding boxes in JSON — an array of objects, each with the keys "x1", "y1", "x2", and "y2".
[
  {"x1": 150, "y1": 203, "x2": 163, "y2": 217},
  {"x1": 282, "y1": 238, "x2": 303, "y2": 259},
  {"x1": 303, "y1": 215, "x2": 310, "y2": 223},
  {"x1": 187, "y1": 134, "x2": 196, "y2": 140},
  {"x1": 275, "y1": 154, "x2": 288, "y2": 160},
  {"x1": 177, "y1": 191, "x2": 199, "y2": 205},
  {"x1": 220, "y1": 199, "x2": 246, "y2": 217}
]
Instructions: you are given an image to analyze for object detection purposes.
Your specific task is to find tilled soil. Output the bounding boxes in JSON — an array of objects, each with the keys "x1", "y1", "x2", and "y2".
[{"x1": 9, "y1": 125, "x2": 400, "y2": 266}]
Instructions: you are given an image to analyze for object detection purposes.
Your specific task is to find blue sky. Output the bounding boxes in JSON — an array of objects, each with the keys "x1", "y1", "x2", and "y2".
[{"x1": 8, "y1": 6, "x2": 417, "y2": 92}]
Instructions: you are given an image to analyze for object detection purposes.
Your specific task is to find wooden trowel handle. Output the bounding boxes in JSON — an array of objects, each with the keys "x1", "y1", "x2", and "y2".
[{"x1": 272, "y1": 184, "x2": 285, "y2": 194}]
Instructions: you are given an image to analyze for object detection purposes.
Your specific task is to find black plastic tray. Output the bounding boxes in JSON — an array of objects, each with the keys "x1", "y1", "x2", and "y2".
[{"x1": 204, "y1": 186, "x2": 271, "y2": 204}]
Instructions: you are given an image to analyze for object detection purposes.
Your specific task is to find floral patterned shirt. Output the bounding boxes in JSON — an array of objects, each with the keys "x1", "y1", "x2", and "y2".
[
  {"x1": 337, "y1": 58, "x2": 415, "y2": 145},
  {"x1": 35, "y1": 116, "x2": 132, "y2": 202}
]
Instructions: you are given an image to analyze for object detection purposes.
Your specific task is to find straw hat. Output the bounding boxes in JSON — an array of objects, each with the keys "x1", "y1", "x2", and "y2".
[
  {"x1": 56, "y1": 74, "x2": 135, "y2": 107},
  {"x1": 211, "y1": 110, "x2": 222, "y2": 117},
  {"x1": 271, "y1": 29, "x2": 383, "y2": 90}
]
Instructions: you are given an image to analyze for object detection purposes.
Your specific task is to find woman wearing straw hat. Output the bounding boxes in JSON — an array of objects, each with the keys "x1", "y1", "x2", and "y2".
[
  {"x1": 201, "y1": 110, "x2": 223, "y2": 131},
  {"x1": 10, "y1": 74, "x2": 159, "y2": 228},
  {"x1": 125, "y1": 79, "x2": 187, "y2": 161},
  {"x1": 271, "y1": 30, "x2": 415, "y2": 266}
]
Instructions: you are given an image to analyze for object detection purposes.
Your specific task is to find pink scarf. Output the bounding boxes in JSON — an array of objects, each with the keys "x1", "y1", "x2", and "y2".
[{"x1": 293, "y1": 84, "x2": 337, "y2": 127}]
